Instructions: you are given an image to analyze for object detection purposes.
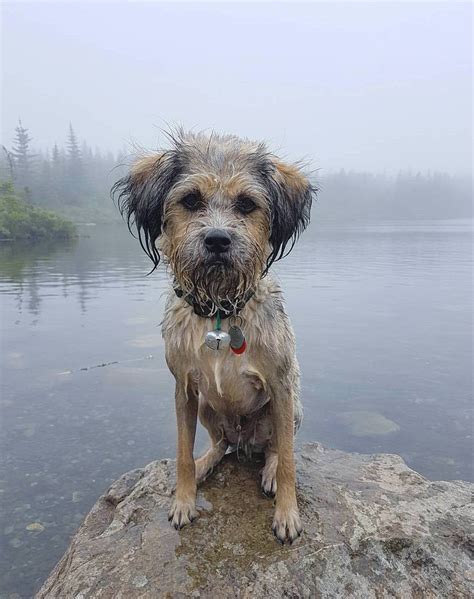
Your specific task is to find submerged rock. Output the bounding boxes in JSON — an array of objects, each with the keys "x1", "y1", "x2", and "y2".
[
  {"x1": 338, "y1": 410, "x2": 401, "y2": 436},
  {"x1": 26, "y1": 522, "x2": 45, "y2": 533},
  {"x1": 37, "y1": 444, "x2": 473, "y2": 598}
]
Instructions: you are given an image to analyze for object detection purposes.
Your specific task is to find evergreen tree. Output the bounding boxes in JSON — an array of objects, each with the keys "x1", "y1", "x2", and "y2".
[
  {"x1": 36, "y1": 152, "x2": 53, "y2": 207},
  {"x1": 50, "y1": 143, "x2": 65, "y2": 204},
  {"x1": 11, "y1": 119, "x2": 35, "y2": 194},
  {"x1": 66, "y1": 123, "x2": 83, "y2": 204},
  {"x1": 67, "y1": 124, "x2": 81, "y2": 163}
]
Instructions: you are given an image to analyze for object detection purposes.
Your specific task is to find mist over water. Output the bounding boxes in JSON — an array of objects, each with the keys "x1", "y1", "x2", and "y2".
[
  {"x1": 0, "y1": 1, "x2": 472, "y2": 597},
  {"x1": 2, "y1": 2, "x2": 472, "y2": 174}
]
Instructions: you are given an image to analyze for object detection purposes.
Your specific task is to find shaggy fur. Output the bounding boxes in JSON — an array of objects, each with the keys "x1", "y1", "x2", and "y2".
[{"x1": 113, "y1": 130, "x2": 315, "y2": 544}]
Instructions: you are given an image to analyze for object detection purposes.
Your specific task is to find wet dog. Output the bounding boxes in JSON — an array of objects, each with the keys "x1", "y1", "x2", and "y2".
[{"x1": 113, "y1": 130, "x2": 315, "y2": 543}]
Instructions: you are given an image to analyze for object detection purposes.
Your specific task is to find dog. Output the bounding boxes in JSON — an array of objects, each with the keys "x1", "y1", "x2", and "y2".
[{"x1": 113, "y1": 130, "x2": 315, "y2": 544}]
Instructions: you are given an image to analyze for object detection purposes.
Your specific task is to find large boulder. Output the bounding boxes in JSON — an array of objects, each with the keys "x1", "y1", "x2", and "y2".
[{"x1": 37, "y1": 443, "x2": 473, "y2": 598}]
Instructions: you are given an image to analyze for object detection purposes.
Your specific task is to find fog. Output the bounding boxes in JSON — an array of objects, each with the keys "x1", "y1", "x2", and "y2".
[
  {"x1": 2, "y1": 1, "x2": 472, "y2": 174},
  {"x1": 1, "y1": 3, "x2": 473, "y2": 596}
]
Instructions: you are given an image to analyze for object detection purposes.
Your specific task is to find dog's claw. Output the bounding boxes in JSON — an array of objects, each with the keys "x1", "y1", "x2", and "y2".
[
  {"x1": 260, "y1": 464, "x2": 277, "y2": 498},
  {"x1": 262, "y1": 487, "x2": 275, "y2": 499},
  {"x1": 272, "y1": 508, "x2": 302, "y2": 545},
  {"x1": 168, "y1": 498, "x2": 198, "y2": 530}
]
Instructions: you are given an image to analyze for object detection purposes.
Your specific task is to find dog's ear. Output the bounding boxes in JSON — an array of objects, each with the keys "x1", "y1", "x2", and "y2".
[
  {"x1": 264, "y1": 158, "x2": 315, "y2": 271},
  {"x1": 112, "y1": 152, "x2": 182, "y2": 270}
]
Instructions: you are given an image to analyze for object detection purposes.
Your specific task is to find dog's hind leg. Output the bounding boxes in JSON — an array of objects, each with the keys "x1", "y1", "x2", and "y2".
[{"x1": 195, "y1": 400, "x2": 228, "y2": 483}]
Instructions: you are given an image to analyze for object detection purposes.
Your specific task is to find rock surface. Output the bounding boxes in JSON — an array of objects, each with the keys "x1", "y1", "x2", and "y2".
[{"x1": 37, "y1": 443, "x2": 473, "y2": 598}]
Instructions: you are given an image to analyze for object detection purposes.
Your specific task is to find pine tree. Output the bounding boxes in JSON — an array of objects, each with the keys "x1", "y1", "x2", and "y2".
[
  {"x1": 51, "y1": 143, "x2": 67, "y2": 205},
  {"x1": 51, "y1": 143, "x2": 61, "y2": 177},
  {"x1": 11, "y1": 119, "x2": 35, "y2": 193},
  {"x1": 66, "y1": 124, "x2": 84, "y2": 204},
  {"x1": 36, "y1": 153, "x2": 53, "y2": 207},
  {"x1": 67, "y1": 123, "x2": 81, "y2": 164}
]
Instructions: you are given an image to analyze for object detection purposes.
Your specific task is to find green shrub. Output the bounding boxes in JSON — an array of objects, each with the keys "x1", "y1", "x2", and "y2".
[{"x1": 0, "y1": 181, "x2": 77, "y2": 241}]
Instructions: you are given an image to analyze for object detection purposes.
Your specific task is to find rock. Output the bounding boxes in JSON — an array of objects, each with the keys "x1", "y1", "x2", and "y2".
[
  {"x1": 36, "y1": 443, "x2": 473, "y2": 598},
  {"x1": 26, "y1": 522, "x2": 45, "y2": 532},
  {"x1": 338, "y1": 410, "x2": 401, "y2": 436}
]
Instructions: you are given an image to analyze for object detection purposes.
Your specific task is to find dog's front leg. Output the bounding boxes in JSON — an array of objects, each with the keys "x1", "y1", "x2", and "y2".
[
  {"x1": 271, "y1": 383, "x2": 302, "y2": 544},
  {"x1": 168, "y1": 381, "x2": 198, "y2": 529}
]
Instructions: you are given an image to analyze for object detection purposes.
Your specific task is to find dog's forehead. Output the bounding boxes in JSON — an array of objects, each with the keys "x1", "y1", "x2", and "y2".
[{"x1": 182, "y1": 133, "x2": 269, "y2": 178}]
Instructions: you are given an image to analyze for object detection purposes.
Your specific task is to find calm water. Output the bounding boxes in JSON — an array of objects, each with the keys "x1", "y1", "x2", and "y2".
[{"x1": 1, "y1": 220, "x2": 473, "y2": 597}]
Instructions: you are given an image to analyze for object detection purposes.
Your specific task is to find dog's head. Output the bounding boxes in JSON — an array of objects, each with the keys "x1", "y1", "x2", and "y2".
[{"x1": 113, "y1": 130, "x2": 315, "y2": 309}]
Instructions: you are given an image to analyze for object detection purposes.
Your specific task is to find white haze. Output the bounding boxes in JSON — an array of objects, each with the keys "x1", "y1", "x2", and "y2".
[{"x1": 1, "y1": 1, "x2": 472, "y2": 174}]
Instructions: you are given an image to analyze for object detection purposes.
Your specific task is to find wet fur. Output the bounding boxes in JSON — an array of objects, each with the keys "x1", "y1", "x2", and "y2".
[{"x1": 113, "y1": 130, "x2": 315, "y2": 544}]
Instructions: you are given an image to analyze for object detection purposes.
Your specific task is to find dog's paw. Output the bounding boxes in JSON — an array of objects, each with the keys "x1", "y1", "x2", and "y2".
[
  {"x1": 261, "y1": 466, "x2": 277, "y2": 498},
  {"x1": 261, "y1": 453, "x2": 278, "y2": 498},
  {"x1": 168, "y1": 498, "x2": 198, "y2": 530},
  {"x1": 272, "y1": 507, "x2": 302, "y2": 545}
]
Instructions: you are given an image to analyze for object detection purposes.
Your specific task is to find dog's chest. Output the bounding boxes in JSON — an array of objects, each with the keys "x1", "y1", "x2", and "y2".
[
  {"x1": 195, "y1": 351, "x2": 268, "y2": 416},
  {"x1": 163, "y1": 303, "x2": 269, "y2": 417}
]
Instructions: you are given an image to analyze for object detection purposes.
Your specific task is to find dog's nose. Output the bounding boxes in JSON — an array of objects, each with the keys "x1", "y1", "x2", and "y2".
[{"x1": 204, "y1": 229, "x2": 231, "y2": 253}]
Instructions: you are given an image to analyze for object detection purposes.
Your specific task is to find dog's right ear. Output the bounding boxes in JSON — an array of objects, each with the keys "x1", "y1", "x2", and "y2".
[{"x1": 112, "y1": 152, "x2": 182, "y2": 270}]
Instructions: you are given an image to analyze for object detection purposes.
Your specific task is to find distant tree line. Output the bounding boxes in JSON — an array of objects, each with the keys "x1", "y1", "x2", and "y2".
[
  {"x1": 1, "y1": 120, "x2": 125, "y2": 219},
  {"x1": 317, "y1": 170, "x2": 472, "y2": 221},
  {"x1": 1, "y1": 120, "x2": 471, "y2": 222}
]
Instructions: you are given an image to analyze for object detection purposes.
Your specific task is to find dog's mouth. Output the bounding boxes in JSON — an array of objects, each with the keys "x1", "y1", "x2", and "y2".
[{"x1": 204, "y1": 254, "x2": 231, "y2": 267}]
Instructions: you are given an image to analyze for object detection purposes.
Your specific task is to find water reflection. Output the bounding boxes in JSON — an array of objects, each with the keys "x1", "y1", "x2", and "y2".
[
  {"x1": 0, "y1": 238, "x2": 77, "y2": 319},
  {"x1": 0, "y1": 220, "x2": 472, "y2": 596}
]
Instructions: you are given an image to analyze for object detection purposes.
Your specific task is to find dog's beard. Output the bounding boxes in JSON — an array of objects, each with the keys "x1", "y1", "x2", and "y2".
[
  {"x1": 165, "y1": 227, "x2": 268, "y2": 311},
  {"x1": 171, "y1": 249, "x2": 262, "y2": 311},
  {"x1": 189, "y1": 260, "x2": 253, "y2": 309}
]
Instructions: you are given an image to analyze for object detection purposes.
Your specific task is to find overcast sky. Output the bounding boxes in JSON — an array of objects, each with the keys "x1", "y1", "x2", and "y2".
[{"x1": 1, "y1": 1, "x2": 472, "y2": 174}]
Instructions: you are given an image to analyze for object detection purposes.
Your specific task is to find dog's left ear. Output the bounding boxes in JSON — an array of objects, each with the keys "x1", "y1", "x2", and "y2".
[
  {"x1": 264, "y1": 159, "x2": 315, "y2": 270},
  {"x1": 112, "y1": 152, "x2": 182, "y2": 270}
]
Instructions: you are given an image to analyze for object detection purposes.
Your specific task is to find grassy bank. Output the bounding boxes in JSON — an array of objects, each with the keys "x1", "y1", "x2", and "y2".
[{"x1": 0, "y1": 182, "x2": 77, "y2": 241}]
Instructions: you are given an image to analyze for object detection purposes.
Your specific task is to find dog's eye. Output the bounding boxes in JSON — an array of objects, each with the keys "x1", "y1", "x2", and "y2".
[
  {"x1": 235, "y1": 195, "x2": 257, "y2": 215},
  {"x1": 180, "y1": 192, "x2": 202, "y2": 211}
]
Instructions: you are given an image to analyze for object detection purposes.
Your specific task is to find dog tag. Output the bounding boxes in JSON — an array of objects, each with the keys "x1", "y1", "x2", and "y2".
[
  {"x1": 229, "y1": 325, "x2": 246, "y2": 354},
  {"x1": 205, "y1": 330, "x2": 231, "y2": 351}
]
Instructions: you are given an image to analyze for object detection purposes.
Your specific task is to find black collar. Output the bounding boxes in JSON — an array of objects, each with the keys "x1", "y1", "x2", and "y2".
[{"x1": 173, "y1": 285, "x2": 254, "y2": 319}]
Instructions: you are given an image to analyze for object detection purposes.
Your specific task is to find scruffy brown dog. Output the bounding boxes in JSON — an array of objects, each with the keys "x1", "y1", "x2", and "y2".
[{"x1": 114, "y1": 130, "x2": 315, "y2": 544}]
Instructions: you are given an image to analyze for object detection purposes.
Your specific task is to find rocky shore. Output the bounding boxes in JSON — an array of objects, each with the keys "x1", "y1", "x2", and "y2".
[{"x1": 37, "y1": 443, "x2": 473, "y2": 598}]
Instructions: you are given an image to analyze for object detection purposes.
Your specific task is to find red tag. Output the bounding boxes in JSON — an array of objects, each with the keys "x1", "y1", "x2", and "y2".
[{"x1": 231, "y1": 339, "x2": 246, "y2": 355}]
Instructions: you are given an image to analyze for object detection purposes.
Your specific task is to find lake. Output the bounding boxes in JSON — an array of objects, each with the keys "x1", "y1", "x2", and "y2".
[{"x1": 1, "y1": 219, "x2": 472, "y2": 597}]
